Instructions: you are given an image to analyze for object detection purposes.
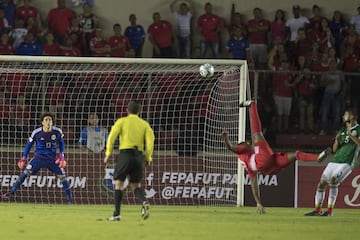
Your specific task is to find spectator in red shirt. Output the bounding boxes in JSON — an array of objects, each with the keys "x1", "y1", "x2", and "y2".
[
  {"x1": 197, "y1": 2, "x2": 223, "y2": 58},
  {"x1": 108, "y1": 23, "x2": 131, "y2": 57},
  {"x1": 90, "y1": 28, "x2": 110, "y2": 57},
  {"x1": 46, "y1": 0, "x2": 74, "y2": 44},
  {"x1": 270, "y1": 9, "x2": 286, "y2": 44},
  {"x1": 0, "y1": 32, "x2": 14, "y2": 54},
  {"x1": 16, "y1": 0, "x2": 42, "y2": 30},
  {"x1": 291, "y1": 28, "x2": 313, "y2": 65},
  {"x1": 42, "y1": 32, "x2": 60, "y2": 56},
  {"x1": 308, "y1": 5, "x2": 323, "y2": 34},
  {"x1": 247, "y1": 7, "x2": 270, "y2": 69},
  {"x1": 148, "y1": 12, "x2": 175, "y2": 58},
  {"x1": 59, "y1": 36, "x2": 81, "y2": 56}
]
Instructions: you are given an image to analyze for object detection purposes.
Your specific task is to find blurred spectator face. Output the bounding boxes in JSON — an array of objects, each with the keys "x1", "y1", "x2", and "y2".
[
  {"x1": 233, "y1": 13, "x2": 241, "y2": 24},
  {"x1": 113, "y1": 24, "x2": 122, "y2": 35},
  {"x1": 253, "y1": 8, "x2": 261, "y2": 19},
  {"x1": 88, "y1": 113, "x2": 99, "y2": 126},
  {"x1": 57, "y1": 0, "x2": 66, "y2": 9},
  {"x1": 15, "y1": 18, "x2": 25, "y2": 28},
  {"x1": 23, "y1": 0, "x2": 31, "y2": 7},
  {"x1": 45, "y1": 32, "x2": 55, "y2": 43},
  {"x1": 152, "y1": 13, "x2": 161, "y2": 23},
  {"x1": 292, "y1": 7, "x2": 301, "y2": 18},
  {"x1": 297, "y1": 56, "x2": 306, "y2": 66},
  {"x1": 64, "y1": 37, "x2": 73, "y2": 47},
  {"x1": 71, "y1": 17, "x2": 80, "y2": 27},
  {"x1": 234, "y1": 27, "x2": 242, "y2": 38},
  {"x1": 82, "y1": 3, "x2": 92, "y2": 14},
  {"x1": 333, "y1": 11, "x2": 341, "y2": 21},
  {"x1": 127, "y1": 48, "x2": 136, "y2": 57},
  {"x1": 312, "y1": 5, "x2": 320, "y2": 17},
  {"x1": 179, "y1": 3, "x2": 188, "y2": 15},
  {"x1": 95, "y1": 29, "x2": 103, "y2": 38},
  {"x1": 320, "y1": 18, "x2": 329, "y2": 29},
  {"x1": 25, "y1": 32, "x2": 34, "y2": 42},
  {"x1": 129, "y1": 14, "x2": 137, "y2": 25},
  {"x1": 275, "y1": 10, "x2": 284, "y2": 21},
  {"x1": 320, "y1": 53, "x2": 329, "y2": 64},
  {"x1": 204, "y1": 3, "x2": 212, "y2": 14},
  {"x1": 329, "y1": 48, "x2": 336, "y2": 57}
]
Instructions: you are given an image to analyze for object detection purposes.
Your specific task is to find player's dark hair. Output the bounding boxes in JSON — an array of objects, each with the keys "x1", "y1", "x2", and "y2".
[
  {"x1": 40, "y1": 112, "x2": 55, "y2": 123},
  {"x1": 127, "y1": 100, "x2": 141, "y2": 114}
]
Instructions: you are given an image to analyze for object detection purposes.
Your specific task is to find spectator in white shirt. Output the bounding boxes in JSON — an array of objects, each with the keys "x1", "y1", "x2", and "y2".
[
  {"x1": 285, "y1": 5, "x2": 309, "y2": 42},
  {"x1": 350, "y1": 5, "x2": 360, "y2": 35}
]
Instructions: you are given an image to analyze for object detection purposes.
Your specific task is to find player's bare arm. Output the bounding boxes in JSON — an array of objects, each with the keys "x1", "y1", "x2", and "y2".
[
  {"x1": 222, "y1": 130, "x2": 238, "y2": 153},
  {"x1": 250, "y1": 175, "x2": 265, "y2": 214}
]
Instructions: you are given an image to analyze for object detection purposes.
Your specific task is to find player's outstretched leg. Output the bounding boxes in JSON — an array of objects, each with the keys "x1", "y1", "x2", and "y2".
[
  {"x1": 317, "y1": 147, "x2": 332, "y2": 163},
  {"x1": 2, "y1": 170, "x2": 30, "y2": 201}
]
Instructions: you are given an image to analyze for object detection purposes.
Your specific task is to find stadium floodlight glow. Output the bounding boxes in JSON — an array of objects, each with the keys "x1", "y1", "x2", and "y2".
[{"x1": 0, "y1": 55, "x2": 249, "y2": 206}]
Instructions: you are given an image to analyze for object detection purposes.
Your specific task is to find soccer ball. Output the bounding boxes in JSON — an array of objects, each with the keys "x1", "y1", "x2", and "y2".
[{"x1": 199, "y1": 64, "x2": 214, "y2": 78}]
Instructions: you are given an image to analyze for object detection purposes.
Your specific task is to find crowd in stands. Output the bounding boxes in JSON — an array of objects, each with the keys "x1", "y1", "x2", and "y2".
[{"x1": 1, "y1": 0, "x2": 360, "y2": 148}]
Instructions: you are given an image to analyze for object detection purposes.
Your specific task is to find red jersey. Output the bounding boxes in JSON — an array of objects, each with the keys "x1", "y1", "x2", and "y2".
[
  {"x1": 59, "y1": 47, "x2": 81, "y2": 57},
  {"x1": 197, "y1": 14, "x2": 222, "y2": 41},
  {"x1": 43, "y1": 43, "x2": 60, "y2": 56},
  {"x1": 237, "y1": 141, "x2": 291, "y2": 179},
  {"x1": 148, "y1": 20, "x2": 173, "y2": 48},
  {"x1": 108, "y1": 35, "x2": 131, "y2": 57},
  {"x1": 272, "y1": 68, "x2": 294, "y2": 97},
  {"x1": 16, "y1": 6, "x2": 39, "y2": 21},
  {"x1": 0, "y1": 43, "x2": 14, "y2": 54},
  {"x1": 246, "y1": 18, "x2": 270, "y2": 44},
  {"x1": 46, "y1": 7, "x2": 74, "y2": 38}
]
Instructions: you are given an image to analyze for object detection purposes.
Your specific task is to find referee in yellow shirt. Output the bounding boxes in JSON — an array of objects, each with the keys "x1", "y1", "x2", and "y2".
[{"x1": 104, "y1": 100, "x2": 155, "y2": 221}]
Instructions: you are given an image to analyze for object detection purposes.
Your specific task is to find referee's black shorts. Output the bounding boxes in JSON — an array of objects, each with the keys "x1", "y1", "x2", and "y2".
[{"x1": 113, "y1": 148, "x2": 144, "y2": 183}]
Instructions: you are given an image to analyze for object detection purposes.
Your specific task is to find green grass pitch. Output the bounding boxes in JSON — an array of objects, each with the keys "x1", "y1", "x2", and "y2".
[{"x1": 1, "y1": 204, "x2": 360, "y2": 240}]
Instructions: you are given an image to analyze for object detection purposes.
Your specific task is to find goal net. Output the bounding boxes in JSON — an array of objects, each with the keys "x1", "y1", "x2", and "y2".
[{"x1": 0, "y1": 56, "x2": 248, "y2": 206}]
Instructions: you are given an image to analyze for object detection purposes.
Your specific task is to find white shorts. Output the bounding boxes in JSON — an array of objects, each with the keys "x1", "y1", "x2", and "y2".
[
  {"x1": 321, "y1": 162, "x2": 352, "y2": 185},
  {"x1": 274, "y1": 95, "x2": 292, "y2": 116}
]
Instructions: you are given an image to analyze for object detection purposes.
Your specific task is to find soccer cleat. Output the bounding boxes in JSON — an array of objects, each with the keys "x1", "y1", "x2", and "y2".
[
  {"x1": 317, "y1": 147, "x2": 332, "y2": 163},
  {"x1": 239, "y1": 100, "x2": 254, "y2": 108},
  {"x1": 107, "y1": 215, "x2": 121, "y2": 221},
  {"x1": 2, "y1": 192, "x2": 13, "y2": 201},
  {"x1": 141, "y1": 202, "x2": 150, "y2": 220},
  {"x1": 320, "y1": 211, "x2": 332, "y2": 217},
  {"x1": 304, "y1": 210, "x2": 322, "y2": 216}
]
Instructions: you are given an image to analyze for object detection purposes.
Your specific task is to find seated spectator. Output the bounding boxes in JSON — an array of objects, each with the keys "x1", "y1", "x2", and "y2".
[
  {"x1": 15, "y1": 31, "x2": 42, "y2": 55},
  {"x1": 318, "y1": 17, "x2": 334, "y2": 53},
  {"x1": 67, "y1": 16, "x2": 84, "y2": 53},
  {"x1": 0, "y1": 7, "x2": 10, "y2": 35},
  {"x1": 89, "y1": 28, "x2": 110, "y2": 57},
  {"x1": 25, "y1": 17, "x2": 41, "y2": 39},
  {"x1": 10, "y1": 18, "x2": 27, "y2": 49},
  {"x1": 78, "y1": 112, "x2": 108, "y2": 153},
  {"x1": 225, "y1": 26, "x2": 249, "y2": 60},
  {"x1": 59, "y1": 36, "x2": 81, "y2": 56},
  {"x1": 42, "y1": 32, "x2": 60, "y2": 56},
  {"x1": 0, "y1": 32, "x2": 14, "y2": 54},
  {"x1": 108, "y1": 23, "x2": 131, "y2": 57}
]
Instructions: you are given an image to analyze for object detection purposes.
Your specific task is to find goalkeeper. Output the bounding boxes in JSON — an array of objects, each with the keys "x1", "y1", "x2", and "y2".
[
  {"x1": 104, "y1": 100, "x2": 155, "y2": 221},
  {"x1": 222, "y1": 100, "x2": 329, "y2": 214},
  {"x1": 2, "y1": 113, "x2": 73, "y2": 203}
]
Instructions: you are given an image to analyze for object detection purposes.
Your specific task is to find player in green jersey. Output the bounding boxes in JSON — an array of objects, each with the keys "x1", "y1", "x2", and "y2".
[{"x1": 305, "y1": 109, "x2": 360, "y2": 216}]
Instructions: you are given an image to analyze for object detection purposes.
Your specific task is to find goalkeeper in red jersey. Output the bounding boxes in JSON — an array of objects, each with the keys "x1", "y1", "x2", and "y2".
[
  {"x1": 2, "y1": 113, "x2": 73, "y2": 203},
  {"x1": 222, "y1": 100, "x2": 329, "y2": 214}
]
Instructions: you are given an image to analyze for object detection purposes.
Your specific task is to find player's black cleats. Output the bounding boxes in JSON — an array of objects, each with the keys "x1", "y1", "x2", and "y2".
[
  {"x1": 304, "y1": 210, "x2": 322, "y2": 216},
  {"x1": 320, "y1": 211, "x2": 332, "y2": 217}
]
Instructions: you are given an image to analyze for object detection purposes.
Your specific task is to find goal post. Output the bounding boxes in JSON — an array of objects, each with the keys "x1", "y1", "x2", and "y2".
[{"x1": 0, "y1": 55, "x2": 249, "y2": 206}]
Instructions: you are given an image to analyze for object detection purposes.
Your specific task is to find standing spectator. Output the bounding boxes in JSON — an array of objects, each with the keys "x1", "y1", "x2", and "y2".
[
  {"x1": 342, "y1": 25, "x2": 360, "y2": 56},
  {"x1": 228, "y1": 11, "x2": 246, "y2": 38},
  {"x1": 79, "y1": 2, "x2": 98, "y2": 56},
  {"x1": 0, "y1": 32, "x2": 14, "y2": 54},
  {"x1": 78, "y1": 112, "x2": 108, "y2": 153},
  {"x1": 197, "y1": 2, "x2": 223, "y2": 58},
  {"x1": 104, "y1": 100, "x2": 155, "y2": 221},
  {"x1": 10, "y1": 18, "x2": 27, "y2": 49},
  {"x1": 291, "y1": 28, "x2": 313, "y2": 65},
  {"x1": 15, "y1": 31, "x2": 42, "y2": 56},
  {"x1": 225, "y1": 26, "x2": 249, "y2": 60},
  {"x1": 270, "y1": 9, "x2": 286, "y2": 44},
  {"x1": 348, "y1": 61, "x2": 360, "y2": 114},
  {"x1": 108, "y1": 23, "x2": 131, "y2": 57},
  {"x1": 170, "y1": 0, "x2": 193, "y2": 58},
  {"x1": 0, "y1": 0, "x2": 16, "y2": 28},
  {"x1": 318, "y1": 60, "x2": 344, "y2": 135},
  {"x1": 46, "y1": 0, "x2": 74, "y2": 43},
  {"x1": 43, "y1": 32, "x2": 60, "y2": 56},
  {"x1": 148, "y1": 12, "x2": 175, "y2": 58},
  {"x1": 308, "y1": 4, "x2": 323, "y2": 34},
  {"x1": 294, "y1": 68, "x2": 316, "y2": 133},
  {"x1": 329, "y1": 11, "x2": 349, "y2": 58},
  {"x1": 285, "y1": 5, "x2": 309, "y2": 43},
  {"x1": 89, "y1": 28, "x2": 110, "y2": 57},
  {"x1": 246, "y1": 7, "x2": 270, "y2": 69},
  {"x1": 16, "y1": 0, "x2": 41, "y2": 30},
  {"x1": 350, "y1": 5, "x2": 360, "y2": 35},
  {"x1": 124, "y1": 14, "x2": 145, "y2": 57},
  {"x1": 318, "y1": 18, "x2": 334, "y2": 54}
]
